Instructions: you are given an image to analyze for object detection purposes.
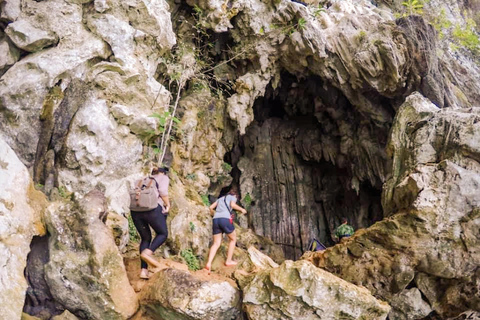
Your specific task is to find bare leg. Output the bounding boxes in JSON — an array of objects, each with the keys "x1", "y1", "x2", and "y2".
[
  {"x1": 205, "y1": 234, "x2": 222, "y2": 272},
  {"x1": 141, "y1": 248, "x2": 161, "y2": 268},
  {"x1": 224, "y1": 230, "x2": 237, "y2": 266}
]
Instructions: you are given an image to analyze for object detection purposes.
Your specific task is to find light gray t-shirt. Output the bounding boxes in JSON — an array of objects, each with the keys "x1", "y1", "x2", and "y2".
[{"x1": 213, "y1": 195, "x2": 237, "y2": 219}]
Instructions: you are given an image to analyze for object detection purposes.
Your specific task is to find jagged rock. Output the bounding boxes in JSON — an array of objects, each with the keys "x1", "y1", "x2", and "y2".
[
  {"x1": 5, "y1": 19, "x2": 58, "y2": 52},
  {"x1": 389, "y1": 288, "x2": 433, "y2": 320},
  {"x1": 0, "y1": 0, "x2": 111, "y2": 166},
  {"x1": 306, "y1": 93, "x2": 480, "y2": 318},
  {"x1": 44, "y1": 190, "x2": 138, "y2": 319},
  {"x1": 51, "y1": 310, "x2": 79, "y2": 320},
  {"x1": 167, "y1": 174, "x2": 212, "y2": 258},
  {"x1": 0, "y1": 31, "x2": 20, "y2": 76},
  {"x1": 140, "y1": 268, "x2": 242, "y2": 320},
  {"x1": 242, "y1": 260, "x2": 390, "y2": 320},
  {"x1": 0, "y1": 138, "x2": 47, "y2": 320},
  {"x1": 0, "y1": 0, "x2": 21, "y2": 21}
]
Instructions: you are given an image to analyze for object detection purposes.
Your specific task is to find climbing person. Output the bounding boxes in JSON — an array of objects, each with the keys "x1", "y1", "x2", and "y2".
[
  {"x1": 204, "y1": 186, "x2": 247, "y2": 274},
  {"x1": 131, "y1": 166, "x2": 170, "y2": 279},
  {"x1": 333, "y1": 217, "x2": 355, "y2": 243}
]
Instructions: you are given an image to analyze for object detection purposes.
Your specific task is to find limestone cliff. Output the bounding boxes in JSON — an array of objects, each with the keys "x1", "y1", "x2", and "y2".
[{"x1": 0, "y1": 0, "x2": 479, "y2": 319}]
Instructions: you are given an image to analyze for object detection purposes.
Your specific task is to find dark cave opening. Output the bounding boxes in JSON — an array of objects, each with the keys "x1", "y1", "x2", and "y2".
[
  {"x1": 229, "y1": 73, "x2": 392, "y2": 259},
  {"x1": 23, "y1": 235, "x2": 65, "y2": 319}
]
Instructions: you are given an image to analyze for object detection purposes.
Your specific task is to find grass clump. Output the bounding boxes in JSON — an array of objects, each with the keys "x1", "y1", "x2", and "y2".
[
  {"x1": 128, "y1": 214, "x2": 140, "y2": 243},
  {"x1": 180, "y1": 249, "x2": 200, "y2": 271}
]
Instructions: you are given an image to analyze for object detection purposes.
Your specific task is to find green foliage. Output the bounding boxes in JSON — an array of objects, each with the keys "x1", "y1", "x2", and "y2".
[
  {"x1": 222, "y1": 162, "x2": 232, "y2": 173},
  {"x1": 356, "y1": 30, "x2": 367, "y2": 43},
  {"x1": 58, "y1": 186, "x2": 72, "y2": 200},
  {"x1": 35, "y1": 183, "x2": 44, "y2": 190},
  {"x1": 201, "y1": 194, "x2": 210, "y2": 206},
  {"x1": 242, "y1": 192, "x2": 252, "y2": 209},
  {"x1": 189, "y1": 222, "x2": 196, "y2": 232},
  {"x1": 311, "y1": 4, "x2": 325, "y2": 18},
  {"x1": 128, "y1": 214, "x2": 140, "y2": 243},
  {"x1": 452, "y1": 18, "x2": 480, "y2": 54},
  {"x1": 186, "y1": 173, "x2": 197, "y2": 180},
  {"x1": 401, "y1": 0, "x2": 424, "y2": 16},
  {"x1": 430, "y1": 8, "x2": 452, "y2": 39},
  {"x1": 180, "y1": 249, "x2": 200, "y2": 271}
]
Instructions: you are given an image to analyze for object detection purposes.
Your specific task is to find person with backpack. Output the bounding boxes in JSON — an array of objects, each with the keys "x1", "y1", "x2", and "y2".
[
  {"x1": 204, "y1": 187, "x2": 247, "y2": 273},
  {"x1": 130, "y1": 167, "x2": 170, "y2": 279},
  {"x1": 333, "y1": 217, "x2": 355, "y2": 243}
]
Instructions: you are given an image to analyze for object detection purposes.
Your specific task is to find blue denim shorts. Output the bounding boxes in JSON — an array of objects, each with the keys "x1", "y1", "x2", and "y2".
[{"x1": 212, "y1": 218, "x2": 235, "y2": 235}]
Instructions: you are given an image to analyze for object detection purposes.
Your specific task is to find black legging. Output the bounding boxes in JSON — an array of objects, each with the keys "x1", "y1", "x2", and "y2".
[{"x1": 131, "y1": 205, "x2": 168, "y2": 269}]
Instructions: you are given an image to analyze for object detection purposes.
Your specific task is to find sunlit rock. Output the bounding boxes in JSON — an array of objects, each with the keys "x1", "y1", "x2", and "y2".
[
  {"x1": 242, "y1": 260, "x2": 390, "y2": 320},
  {"x1": 0, "y1": 138, "x2": 47, "y2": 320}
]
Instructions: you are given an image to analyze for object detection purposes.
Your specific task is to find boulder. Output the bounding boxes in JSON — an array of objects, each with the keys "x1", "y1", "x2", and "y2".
[
  {"x1": 307, "y1": 93, "x2": 480, "y2": 318},
  {"x1": 5, "y1": 19, "x2": 58, "y2": 52},
  {"x1": 0, "y1": 31, "x2": 20, "y2": 76},
  {"x1": 44, "y1": 190, "x2": 138, "y2": 319},
  {"x1": 242, "y1": 259, "x2": 390, "y2": 320},
  {"x1": 0, "y1": 138, "x2": 47, "y2": 320},
  {"x1": 140, "y1": 268, "x2": 242, "y2": 320},
  {"x1": 51, "y1": 310, "x2": 79, "y2": 320}
]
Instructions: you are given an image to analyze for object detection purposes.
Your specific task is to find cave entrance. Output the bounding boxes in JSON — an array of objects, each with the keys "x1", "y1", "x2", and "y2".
[
  {"x1": 231, "y1": 73, "x2": 392, "y2": 259},
  {"x1": 23, "y1": 235, "x2": 65, "y2": 319}
]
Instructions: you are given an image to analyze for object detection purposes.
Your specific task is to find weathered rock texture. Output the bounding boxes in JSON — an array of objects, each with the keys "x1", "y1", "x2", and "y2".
[
  {"x1": 140, "y1": 268, "x2": 242, "y2": 320},
  {"x1": 306, "y1": 93, "x2": 480, "y2": 319},
  {"x1": 242, "y1": 259, "x2": 390, "y2": 320},
  {"x1": 0, "y1": 137, "x2": 47, "y2": 320},
  {"x1": 44, "y1": 190, "x2": 138, "y2": 319}
]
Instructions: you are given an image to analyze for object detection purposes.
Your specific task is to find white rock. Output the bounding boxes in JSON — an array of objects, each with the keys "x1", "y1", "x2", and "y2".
[
  {"x1": 0, "y1": 32, "x2": 20, "y2": 75},
  {"x1": 243, "y1": 260, "x2": 390, "y2": 320},
  {"x1": 0, "y1": 137, "x2": 46, "y2": 320},
  {"x1": 5, "y1": 19, "x2": 58, "y2": 52}
]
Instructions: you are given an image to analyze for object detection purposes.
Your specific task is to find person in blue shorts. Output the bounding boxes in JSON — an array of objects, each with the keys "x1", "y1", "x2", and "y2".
[{"x1": 204, "y1": 187, "x2": 247, "y2": 273}]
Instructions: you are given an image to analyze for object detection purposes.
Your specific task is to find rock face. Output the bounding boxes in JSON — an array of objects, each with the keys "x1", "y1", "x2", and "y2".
[
  {"x1": 140, "y1": 268, "x2": 242, "y2": 320},
  {"x1": 307, "y1": 93, "x2": 480, "y2": 319},
  {"x1": 5, "y1": 19, "x2": 58, "y2": 52},
  {"x1": 242, "y1": 259, "x2": 390, "y2": 320},
  {"x1": 0, "y1": 138, "x2": 47, "y2": 320},
  {"x1": 44, "y1": 190, "x2": 138, "y2": 319}
]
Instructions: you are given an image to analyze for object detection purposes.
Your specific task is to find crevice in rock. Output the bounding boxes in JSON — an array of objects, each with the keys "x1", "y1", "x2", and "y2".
[
  {"x1": 229, "y1": 72, "x2": 390, "y2": 259},
  {"x1": 23, "y1": 235, "x2": 65, "y2": 319}
]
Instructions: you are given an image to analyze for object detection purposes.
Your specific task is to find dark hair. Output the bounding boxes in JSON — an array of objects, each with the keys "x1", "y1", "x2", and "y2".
[
  {"x1": 228, "y1": 186, "x2": 239, "y2": 197},
  {"x1": 341, "y1": 217, "x2": 348, "y2": 224},
  {"x1": 151, "y1": 166, "x2": 169, "y2": 175}
]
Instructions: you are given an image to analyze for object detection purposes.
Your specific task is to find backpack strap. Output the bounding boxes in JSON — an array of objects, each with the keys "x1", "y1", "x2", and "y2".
[{"x1": 223, "y1": 196, "x2": 232, "y2": 214}]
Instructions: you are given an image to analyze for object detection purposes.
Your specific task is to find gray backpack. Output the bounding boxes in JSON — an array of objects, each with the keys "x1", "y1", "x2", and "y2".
[{"x1": 129, "y1": 177, "x2": 159, "y2": 212}]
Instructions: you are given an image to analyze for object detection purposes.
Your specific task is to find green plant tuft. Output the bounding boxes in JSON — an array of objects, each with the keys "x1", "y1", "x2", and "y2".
[
  {"x1": 128, "y1": 214, "x2": 140, "y2": 243},
  {"x1": 242, "y1": 192, "x2": 252, "y2": 209},
  {"x1": 189, "y1": 222, "x2": 196, "y2": 232},
  {"x1": 180, "y1": 249, "x2": 200, "y2": 271},
  {"x1": 401, "y1": 0, "x2": 424, "y2": 16},
  {"x1": 201, "y1": 194, "x2": 210, "y2": 206},
  {"x1": 222, "y1": 162, "x2": 232, "y2": 173}
]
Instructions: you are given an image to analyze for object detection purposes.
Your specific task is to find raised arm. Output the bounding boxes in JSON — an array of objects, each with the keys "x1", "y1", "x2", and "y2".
[{"x1": 231, "y1": 201, "x2": 247, "y2": 214}]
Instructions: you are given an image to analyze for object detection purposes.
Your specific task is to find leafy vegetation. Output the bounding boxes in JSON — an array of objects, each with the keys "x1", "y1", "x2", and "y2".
[
  {"x1": 128, "y1": 214, "x2": 140, "y2": 243},
  {"x1": 189, "y1": 222, "x2": 196, "y2": 232},
  {"x1": 180, "y1": 249, "x2": 200, "y2": 271},
  {"x1": 201, "y1": 194, "x2": 210, "y2": 206},
  {"x1": 401, "y1": 0, "x2": 424, "y2": 17},
  {"x1": 222, "y1": 162, "x2": 232, "y2": 173},
  {"x1": 242, "y1": 192, "x2": 252, "y2": 210},
  {"x1": 452, "y1": 18, "x2": 480, "y2": 54}
]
